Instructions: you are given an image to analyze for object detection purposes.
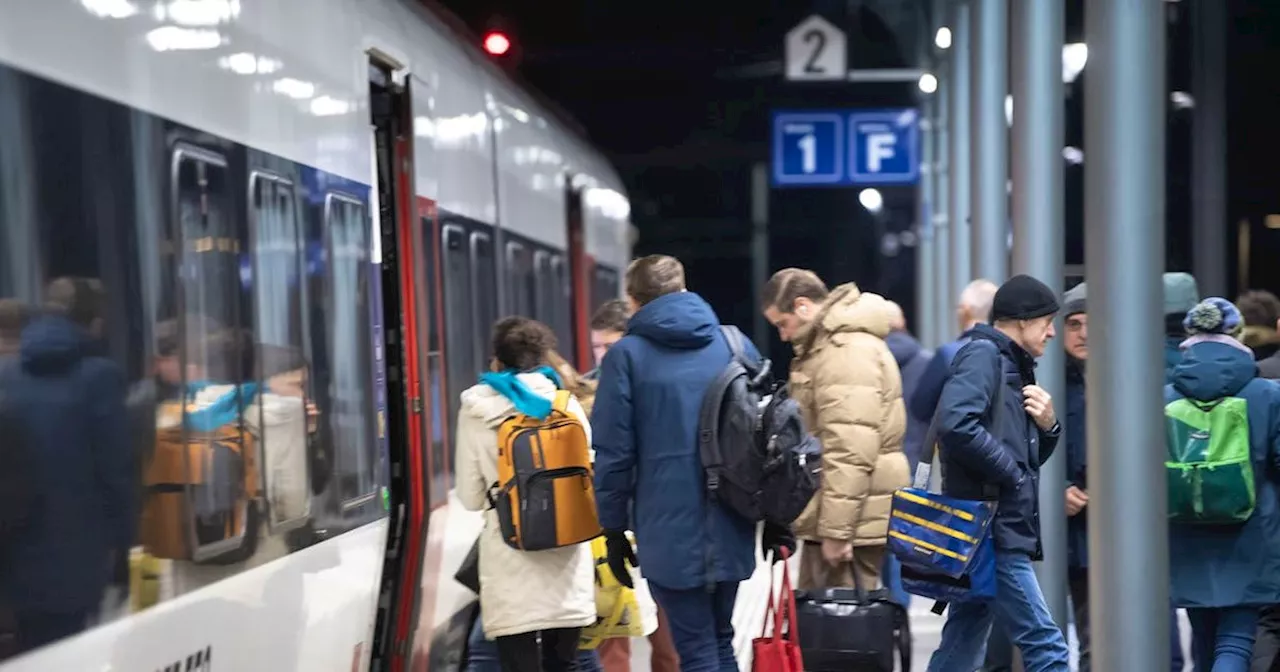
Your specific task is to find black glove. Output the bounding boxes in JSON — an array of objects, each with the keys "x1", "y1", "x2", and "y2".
[
  {"x1": 604, "y1": 530, "x2": 638, "y2": 589},
  {"x1": 761, "y1": 521, "x2": 796, "y2": 564}
]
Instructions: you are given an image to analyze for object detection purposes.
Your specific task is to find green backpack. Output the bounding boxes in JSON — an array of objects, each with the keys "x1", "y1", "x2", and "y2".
[{"x1": 1164, "y1": 396, "x2": 1256, "y2": 525}]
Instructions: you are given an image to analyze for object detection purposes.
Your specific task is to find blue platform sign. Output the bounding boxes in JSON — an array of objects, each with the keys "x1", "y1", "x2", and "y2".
[
  {"x1": 770, "y1": 108, "x2": 919, "y2": 188},
  {"x1": 771, "y1": 112, "x2": 843, "y2": 186},
  {"x1": 849, "y1": 109, "x2": 920, "y2": 185}
]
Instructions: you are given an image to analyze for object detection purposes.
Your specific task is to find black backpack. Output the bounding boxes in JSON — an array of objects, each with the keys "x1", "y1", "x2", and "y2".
[
  {"x1": 757, "y1": 384, "x2": 822, "y2": 525},
  {"x1": 698, "y1": 326, "x2": 821, "y2": 525}
]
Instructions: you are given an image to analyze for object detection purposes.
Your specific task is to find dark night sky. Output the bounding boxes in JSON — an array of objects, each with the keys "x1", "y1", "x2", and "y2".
[{"x1": 435, "y1": 0, "x2": 1280, "y2": 356}]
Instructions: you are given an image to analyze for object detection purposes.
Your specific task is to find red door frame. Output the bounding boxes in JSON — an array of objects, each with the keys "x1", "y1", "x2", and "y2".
[{"x1": 390, "y1": 129, "x2": 428, "y2": 672}]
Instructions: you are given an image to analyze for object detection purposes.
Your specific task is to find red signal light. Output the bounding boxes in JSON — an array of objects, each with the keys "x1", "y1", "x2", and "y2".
[{"x1": 483, "y1": 32, "x2": 511, "y2": 56}]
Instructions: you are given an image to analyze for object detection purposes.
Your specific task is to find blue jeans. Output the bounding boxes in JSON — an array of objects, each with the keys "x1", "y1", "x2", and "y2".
[
  {"x1": 464, "y1": 610, "x2": 602, "y2": 672},
  {"x1": 926, "y1": 552, "x2": 1070, "y2": 672},
  {"x1": 648, "y1": 581, "x2": 739, "y2": 672},
  {"x1": 1187, "y1": 607, "x2": 1258, "y2": 672}
]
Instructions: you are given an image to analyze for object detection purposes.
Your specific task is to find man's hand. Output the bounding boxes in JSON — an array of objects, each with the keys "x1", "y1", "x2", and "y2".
[
  {"x1": 1022, "y1": 384, "x2": 1057, "y2": 431},
  {"x1": 821, "y1": 538, "x2": 853, "y2": 567},
  {"x1": 1066, "y1": 485, "x2": 1089, "y2": 517}
]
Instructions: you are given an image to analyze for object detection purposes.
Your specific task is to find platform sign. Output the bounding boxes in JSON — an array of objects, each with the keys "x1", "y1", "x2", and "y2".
[
  {"x1": 771, "y1": 108, "x2": 919, "y2": 188},
  {"x1": 785, "y1": 15, "x2": 847, "y2": 82},
  {"x1": 849, "y1": 109, "x2": 920, "y2": 185},
  {"x1": 772, "y1": 112, "x2": 843, "y2": 186}
]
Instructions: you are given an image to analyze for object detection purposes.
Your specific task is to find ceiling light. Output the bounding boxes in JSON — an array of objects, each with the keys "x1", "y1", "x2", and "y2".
[
  {"x1": 145, "y1": 26, "x2": 223, "y2": 52},
  {"x1": 918, "y1": 73, "x2": 938, "y2": 94},
  {"x1": 935, "y1": 27, "x2": 952, "y2": 50}
]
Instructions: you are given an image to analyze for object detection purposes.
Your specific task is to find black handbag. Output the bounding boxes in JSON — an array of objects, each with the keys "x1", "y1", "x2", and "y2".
[
  {"x1": 454, "y1": 538, "x2": 480, "y2": 595},
  {"x1": 793, "y1": 583, "x2": 910, "y2": 672}
]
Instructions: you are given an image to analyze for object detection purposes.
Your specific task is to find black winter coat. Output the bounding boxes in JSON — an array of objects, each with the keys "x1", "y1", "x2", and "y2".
[{"x1": 936, "y1": 324, "x2": 1061, "y2": 559}]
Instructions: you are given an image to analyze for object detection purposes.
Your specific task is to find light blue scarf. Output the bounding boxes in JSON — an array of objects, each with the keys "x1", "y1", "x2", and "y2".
[{"x1": 478, "y1": 366, "x2": 563, "y2": 420}]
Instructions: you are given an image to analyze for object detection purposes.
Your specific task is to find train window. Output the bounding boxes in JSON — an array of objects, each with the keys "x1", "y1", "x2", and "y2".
[
  {"x1": 505, "y1": 241, "x2": 537, "y2": 318},
  {"x1": 470, "y1": 232, "x2": 496, "y2": 375},
  {"x1": 418, "y1": 216, "x2": 449, "y2": 506},
  {"x1": 250, "y1": 172, "x2": 311, "y2": 531},
  {"x1": 441, "y1": 224, "x2": 473, "y2": 450},
  {"x1": 539, "y1": 253, "x2": 571, "y2": 353},
  {"x1": 159, "y1": 146, "x2": 257, "y2": 563},
  {"x1": 324, "y1": 193, "x2": 378, "y2": 508},
  {"x1": 593, "y1": 266, "x2": 620, "y2": 312}
]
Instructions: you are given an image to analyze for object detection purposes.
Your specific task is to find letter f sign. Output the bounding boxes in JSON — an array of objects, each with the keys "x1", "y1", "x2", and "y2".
[{"x1": 867, "y1": 132, "x2": 897, "y2": 173}]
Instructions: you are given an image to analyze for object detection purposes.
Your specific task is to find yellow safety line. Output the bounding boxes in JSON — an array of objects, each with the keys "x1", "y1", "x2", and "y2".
[
  {"x1": 892, "y1": 510, "x2": 978, "y2": 544},
  {"x1": 894, "y1": 490, "x2": 977, "y2": 522},
  {"x1": 889, "y1": 530, "x2": 969, "y2": 562}
]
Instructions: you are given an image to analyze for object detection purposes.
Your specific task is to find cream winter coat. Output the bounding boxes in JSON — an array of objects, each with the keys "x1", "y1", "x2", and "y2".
[{"x1": 455, "y1": 373, "x2": 597, "y2": 639}]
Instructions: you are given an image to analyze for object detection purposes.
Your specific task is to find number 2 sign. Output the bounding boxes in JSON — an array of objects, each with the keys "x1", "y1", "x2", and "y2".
[{"x1": 784, "y1": 15, "x2": 847, "y2": 82}]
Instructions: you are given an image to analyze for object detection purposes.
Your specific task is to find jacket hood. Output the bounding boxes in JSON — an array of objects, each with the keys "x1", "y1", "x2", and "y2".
[
  {"x1": 795, "y1": 284, "x2": 892, "y2": 356},
  {"x1": 460, "y1": 372, "x2": 559, "y2": 428},
  {"x1": 885, "y1": 330, "x2": 923, "y2": 369},
  {"x1": 626, "y1": 291, "x2": 719, "y2": 350},
  {"x1": 20, "y1": 315, "x2": 88, "y2": 376},
  {"x1": 1172, "y1": 341, "x2": 1258, "y2": 401}
]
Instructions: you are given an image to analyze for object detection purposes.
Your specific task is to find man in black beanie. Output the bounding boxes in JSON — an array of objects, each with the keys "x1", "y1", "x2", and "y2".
[{"x1": 925, "y1": 274, "x2": 1070, "y2": 672}]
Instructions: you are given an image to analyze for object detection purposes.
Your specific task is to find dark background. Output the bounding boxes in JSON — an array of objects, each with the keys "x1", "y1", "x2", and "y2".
[{"x1": 435, "y1": 0, "x2": 1280, "y2": 365}]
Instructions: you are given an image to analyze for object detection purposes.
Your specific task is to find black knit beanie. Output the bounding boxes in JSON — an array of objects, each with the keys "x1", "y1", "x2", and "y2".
[{"x1": 990, "y1": 274, "x2": 1060, "y2": 322}]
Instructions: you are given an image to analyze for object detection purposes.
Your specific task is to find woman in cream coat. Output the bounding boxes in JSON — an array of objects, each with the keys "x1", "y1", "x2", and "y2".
[{"x1": 455, "y1": 317, "x2": 595, "y2": 671}]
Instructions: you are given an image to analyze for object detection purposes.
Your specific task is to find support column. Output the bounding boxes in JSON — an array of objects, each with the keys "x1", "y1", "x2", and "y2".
[
  {"x1": 1011, "y1": 0, "x2": 1067, "y2": 631},
  {"x1": 918, "y1": 96, "x2": 938, "y2": 347},
  {"x1": 970, "y1": 0, "x2": 1009, "y2": 283},
  {"x1": 1192, "y1": 0, "x2": 1228, "y2": 297},
  {"x1": 1084, "y1": 0, "x2": 1170, "y2": 669},
  {"x1": 750, "y1": 162, "x2": 769, "y2": 347},
  {"x1": 949, "y1": 1, "x2": 972, "y2": 320}
]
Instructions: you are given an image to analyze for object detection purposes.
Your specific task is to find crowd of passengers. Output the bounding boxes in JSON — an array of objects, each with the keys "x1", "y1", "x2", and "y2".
[
  {"x1": 8, "y1": 257, "x2": 1280, "y2": 672},
  {"x1": 450, "y1": 255, "x2": 1280, "y2": 672}
]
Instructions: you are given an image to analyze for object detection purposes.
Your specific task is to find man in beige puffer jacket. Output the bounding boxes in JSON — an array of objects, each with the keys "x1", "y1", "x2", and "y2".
[{"x1": 761, "y1": 268, "x2": 910, "y2": 590}]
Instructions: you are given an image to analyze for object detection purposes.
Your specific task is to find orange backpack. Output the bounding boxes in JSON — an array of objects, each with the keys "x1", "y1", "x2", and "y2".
[{"x1": 490, "y1": 390, "x2": 601, "y2": 550}]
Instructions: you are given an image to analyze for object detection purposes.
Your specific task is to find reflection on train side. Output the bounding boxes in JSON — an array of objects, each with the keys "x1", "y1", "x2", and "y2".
[{"x1": 0, "y1": 71, "x2": 384, "y2": 660}]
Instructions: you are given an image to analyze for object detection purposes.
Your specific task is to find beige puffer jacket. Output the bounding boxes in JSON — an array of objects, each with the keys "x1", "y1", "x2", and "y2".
[{"x1": 789, "y1": 283, "x2": 910, "y2": 546}]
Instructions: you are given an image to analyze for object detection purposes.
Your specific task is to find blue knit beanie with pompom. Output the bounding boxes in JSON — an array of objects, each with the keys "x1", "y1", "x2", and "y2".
[{"x1": 1183, "y1": 297, "x2": 1244, "y2": 338}]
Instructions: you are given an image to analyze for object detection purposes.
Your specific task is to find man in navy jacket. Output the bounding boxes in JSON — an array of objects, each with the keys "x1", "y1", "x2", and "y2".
[
  {"x1": 592, "y1": 255, "x2": 784, "y2": 671},
  {"x1": 926, "y1": 275, "x2": 1070, "y2": 672}
]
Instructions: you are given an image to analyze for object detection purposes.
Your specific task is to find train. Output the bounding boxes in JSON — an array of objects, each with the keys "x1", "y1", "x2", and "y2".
[{"x1": 0, "y1": 1, "x2": 787, "y2": 670}]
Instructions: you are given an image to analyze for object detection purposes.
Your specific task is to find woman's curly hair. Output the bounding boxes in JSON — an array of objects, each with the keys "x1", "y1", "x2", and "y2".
[{"x1": 492, "y1": 317, "x2": 557, "y2": 371}]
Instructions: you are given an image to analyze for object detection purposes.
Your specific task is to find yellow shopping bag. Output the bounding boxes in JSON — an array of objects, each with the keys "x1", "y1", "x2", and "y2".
[{"x1": 578, "y1": 534, "x2": 645, "y2": 649}]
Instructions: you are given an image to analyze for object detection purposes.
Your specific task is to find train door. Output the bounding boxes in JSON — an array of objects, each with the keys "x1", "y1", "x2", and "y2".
[
  {"x1": 366, "y1": 54, "x2": 429, "y2": 672},
  {"x1": 566, "y1": 182, "x2": 593, "y2": 371}
]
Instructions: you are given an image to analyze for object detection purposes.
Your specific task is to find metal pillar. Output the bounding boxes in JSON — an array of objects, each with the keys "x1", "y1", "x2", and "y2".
[
  {"x1": 1011, "y1": 0, "x2": 1067, "y2": 631},
  {"x1": 1192, "y1": 0, "x2": 1228, "y2": 297},
  {"x1": 949, "y1": 1, "x2": 972, "y2": 329},
  {"x1": 750, "y1": 162, "x2": 770, "y2": 347},
  {"x1": 970, "y1": 0, "x2": 1009, "y2": 283},
  {"x1": 1085, "y1": 1, "x2": 1170, "y2": 670},
  {"x1": 918, "y1": 97, "x2": 938, "y2": 347}
]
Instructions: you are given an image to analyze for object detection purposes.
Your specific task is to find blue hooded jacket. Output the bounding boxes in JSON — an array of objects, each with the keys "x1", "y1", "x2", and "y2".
[
  {"x1": 1167, "y1": 341, "x2": 1280, "y2": 608},
  {"x1": 591, "y1": 291, "x2": 761, "y2": 591},
  {"x1": 0, "y1": 315, "x2": 135, "y2": 613}
]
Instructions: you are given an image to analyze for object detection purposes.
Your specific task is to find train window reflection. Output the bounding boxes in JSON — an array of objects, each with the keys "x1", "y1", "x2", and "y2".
[
  {"x1": 250, "y1": 173, "x2": 311, "y2": 531},
  {"x1": 324, "y1": 194, "x2": 378, "y2": 508},
  {"x1": 470, "y1": 232, "x2": 496, "y2": 376},
  {"x1": 145, "y1": 147, "x2": 257, "y2": 565},
  {"x1": 440, "y1": 223, "x2": 473, "y2": 455}
]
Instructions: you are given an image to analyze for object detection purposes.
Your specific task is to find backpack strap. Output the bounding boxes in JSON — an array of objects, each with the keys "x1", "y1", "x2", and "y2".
[
  {"x1": 552, "y1": 389, "x2": 572, "y2": 414},
  {"x1": 720, "y1": 325, "x2": 747, "y2": 365}
]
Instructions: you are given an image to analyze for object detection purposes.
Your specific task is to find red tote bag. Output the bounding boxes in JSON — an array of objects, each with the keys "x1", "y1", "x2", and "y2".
[{"x1": 752, "y1": 547, "x2": 804, "y2": 672}]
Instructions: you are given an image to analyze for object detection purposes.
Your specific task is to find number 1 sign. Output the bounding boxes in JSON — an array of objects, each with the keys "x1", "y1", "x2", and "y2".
[{"x1": 772, "y1": 113, "x2": 843, "y2": 186}]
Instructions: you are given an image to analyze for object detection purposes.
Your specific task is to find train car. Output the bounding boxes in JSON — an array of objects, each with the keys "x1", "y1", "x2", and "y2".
[{"x1": 0, "y1": 0, "x2": 634, "y2": 670}]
